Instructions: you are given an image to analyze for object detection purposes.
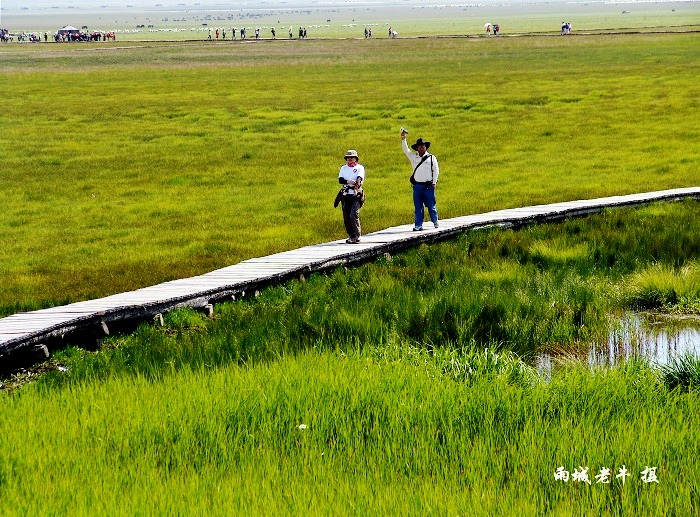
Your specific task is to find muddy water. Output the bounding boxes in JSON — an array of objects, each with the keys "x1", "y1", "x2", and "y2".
[{"x1": 536, "y1": 312, "x2": 700, "y2": 375}]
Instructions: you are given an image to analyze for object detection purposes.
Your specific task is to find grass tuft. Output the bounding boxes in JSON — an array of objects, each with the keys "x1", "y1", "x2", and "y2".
[{"x1": 659, "y1": 353, "x2": 700, "y2": 392}]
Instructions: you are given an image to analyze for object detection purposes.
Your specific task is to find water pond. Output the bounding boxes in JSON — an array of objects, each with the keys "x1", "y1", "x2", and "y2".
[{"x1": 536, "y1": 312, "x2": 700, "y2": 375}]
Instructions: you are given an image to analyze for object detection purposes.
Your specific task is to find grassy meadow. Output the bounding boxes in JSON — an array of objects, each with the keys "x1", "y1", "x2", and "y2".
[
  {"x1": 1, "y1": 26, "x2": 700, "y2": 515},
  {"x1": 2, "y1": 201, "x2": 700, "y2": 514},
  {"x1": 1, "y1": 32, "x2": 699, "y2": 316}
]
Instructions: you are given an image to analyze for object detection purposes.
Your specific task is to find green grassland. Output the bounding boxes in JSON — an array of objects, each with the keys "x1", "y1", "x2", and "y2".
[
  {"x1": 2, "y1": 25, "x2": 700, "y2": 515},
  {"x1": 1, "y1": 32, "x2": 699, "y2": 317},
  {"x1": 1, "y1": 201, "x2": 700, "y2": 515}
]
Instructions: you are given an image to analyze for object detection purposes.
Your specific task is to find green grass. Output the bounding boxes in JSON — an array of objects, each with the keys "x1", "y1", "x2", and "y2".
[
  {"x1": 0, "y1": 33, "x2": 699, "y2": 316},
  {"x1": 3, "y1": 194, "x2": 700, "y2": 515},
  {"x1": 1, "y1": 29, "x2": 700, "y2": 515},
  {"x1": 19, "y1": 199, "x2": 697, "y2": 390},
  {"x1": 1, "y1": 347, "x2": 698, "y2": 514}
]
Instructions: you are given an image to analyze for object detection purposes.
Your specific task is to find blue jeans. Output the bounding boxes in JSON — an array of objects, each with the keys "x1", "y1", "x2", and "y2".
[{"x1": 412, "y1": 184, "x2": 438, "y2": 228}]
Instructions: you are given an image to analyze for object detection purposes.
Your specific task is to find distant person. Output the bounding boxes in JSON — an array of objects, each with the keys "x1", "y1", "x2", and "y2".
[
  {"x1": 255, "y1": 27, "x2": 260, "y2": 39},
  {"x1": 369, "y1": 28, "x2": 372, "y2": 38},
  {"x1": 271, "y1": 27, "x2": 276, "y2": 38},
  {"x1": 303, "y1": 27, "x2": 307, "y2": 38},
  {"x1": 402, "y1": 130, "x2": 440, "y2": 231},
  {"x1": 215, "y1": 28, "x2": 219, "y2": 40},
  {"x1": 208, "y1": 28, "x2": 212, "y2": 40},
  {"x1": 241, "y1": 27, "x2": 246, "y2": 39},
  {"x1": 289, "y1": 26, "x2": 293, "y2": 39},
  {"x1": 388, "y1": 26, "x2": 392, "y2": 37},
  {"x1": 365, "y1": 27, "x2": 368, "y2": 38},
  {"x1": 336, "y1": 149, "x2": 366, "y2": 244},
  {"x1": 232, "y1": 27, "x2": 236, "y2": 40}
]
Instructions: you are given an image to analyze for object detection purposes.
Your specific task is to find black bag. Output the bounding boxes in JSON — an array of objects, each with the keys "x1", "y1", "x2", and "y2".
[{"x1": 333, "y1": 188, "x2": 343, "y2": 208}]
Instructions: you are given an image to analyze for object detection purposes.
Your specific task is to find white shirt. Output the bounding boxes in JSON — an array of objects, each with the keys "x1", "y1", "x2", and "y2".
[
  {"x1": 338, "y1": 163, "x2": 366, "y2": 186},
  {"x1": 402, "y1": 139, "x2": 439, "y2": 184}
]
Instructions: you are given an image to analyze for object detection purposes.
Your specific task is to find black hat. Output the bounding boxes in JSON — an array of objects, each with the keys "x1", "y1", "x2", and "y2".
[{"x1": 411, "y1": 138, "x2": 431, "y2": 151}]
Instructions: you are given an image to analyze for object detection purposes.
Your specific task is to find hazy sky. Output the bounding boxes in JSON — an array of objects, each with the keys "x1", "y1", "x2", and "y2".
[
  {"x1": 3, "y1": 0, "x2": 414, "y2": 7},
  {"x1": 3, "y1": 0, "x2": 526, "y2": 9}
]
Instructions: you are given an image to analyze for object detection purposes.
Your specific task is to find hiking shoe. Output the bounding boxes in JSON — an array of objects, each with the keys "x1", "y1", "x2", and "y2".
[
  {"x1": 346, "y1": 238, "x2": 360, "y2": 244},
  {"x1": 413, "y1": 226, "x2": 423, "y2": 231},
  {"x1": 434, "y1": 222, "x2": 439, "y2": 229}
]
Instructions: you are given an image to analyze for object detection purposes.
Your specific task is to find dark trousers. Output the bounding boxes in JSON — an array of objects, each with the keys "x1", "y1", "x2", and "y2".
[{"x1": 341, "y1": 193, "x2": 363, "y2": 239}]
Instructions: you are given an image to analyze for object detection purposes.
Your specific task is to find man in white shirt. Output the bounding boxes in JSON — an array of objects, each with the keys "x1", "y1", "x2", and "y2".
[
  {"x1": 337, "y1": 149, "x2": 366, "y2": 243},
  {"x1": 402, "y1": 131, "x2": 439, "y2": 231}
]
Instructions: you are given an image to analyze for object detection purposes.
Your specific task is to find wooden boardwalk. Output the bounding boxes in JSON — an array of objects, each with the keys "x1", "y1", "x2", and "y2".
[{"x1": 1, "y1": 187, "x2": 699, "y2": 360}]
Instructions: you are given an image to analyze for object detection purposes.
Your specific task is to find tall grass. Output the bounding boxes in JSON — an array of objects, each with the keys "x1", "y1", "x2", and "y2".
[
  {"x1": 17, "y1": 200, "x2": 697, "y2": 389},
  {"x1": 1, "y1": 202, "x2": 700, "y2": 514},
  {"x1": 1, "y1": 347, "x2": 697, "y2": 515},
  {"x1": 624, "y1": 262, "x2": 700, "y2": 313},
  {"x1": 659, "y1": 353, "x2": 700, "y2": 391},
  {"x1": 1, "y1": 33, "x2": 699, "y2": 315}
]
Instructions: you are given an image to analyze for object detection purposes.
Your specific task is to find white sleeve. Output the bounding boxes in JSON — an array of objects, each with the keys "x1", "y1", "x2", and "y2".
[{"x1": 402, "y1": 139, "x2": 414, "y2": 162}]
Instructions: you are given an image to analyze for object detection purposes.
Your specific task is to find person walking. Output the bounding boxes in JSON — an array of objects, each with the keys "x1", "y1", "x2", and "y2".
[
  {"x1": 402, "y1": 130, "x2": 439, "y2": 231},
  {"x1": 337, "y1": 149, "x2": 366, "y2": 244}
]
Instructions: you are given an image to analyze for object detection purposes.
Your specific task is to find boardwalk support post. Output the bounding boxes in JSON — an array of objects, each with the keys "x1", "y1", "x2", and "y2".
[{"x1": 33, "y1": 344, "x2": 49, "y2": 360}]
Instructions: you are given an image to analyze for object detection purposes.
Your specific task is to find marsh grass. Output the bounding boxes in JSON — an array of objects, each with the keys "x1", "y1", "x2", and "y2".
[
  {"x1": 1, "y1": 347, "x2": 697, "y2": 515},
  {"x1": 624, "y1": 262, "x2": 700, "y2": 313},
  {"x1": 27, "y1": 199, "x2": 700, "y2": 391},
  {"x1": 659, "y1": 353, "x2": 700, "y2": 391},
  {"x1": 1, "y1": 33, "x2": 699, "y2": 316},
  {"x1": 2, "y1": 202, "x2": 700, "y2": 513}
]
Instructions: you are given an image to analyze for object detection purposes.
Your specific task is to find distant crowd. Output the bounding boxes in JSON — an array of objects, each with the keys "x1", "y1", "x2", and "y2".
[
  {"x1": 205, "y1": 25, "x2": 311, "y2": 40},
  {"x1": 0, "y1": 21, "x2": 580, "y2": 43},
  {"x1": 0, "y1": 28, "x2": 116, "y2": 42}
]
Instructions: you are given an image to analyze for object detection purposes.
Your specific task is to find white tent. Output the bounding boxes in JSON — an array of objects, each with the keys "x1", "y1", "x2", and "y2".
[{"x1": 57, "y1": 26, "x2": 80, "y2": 35}]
